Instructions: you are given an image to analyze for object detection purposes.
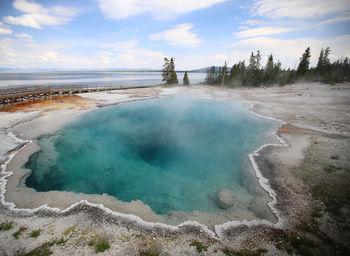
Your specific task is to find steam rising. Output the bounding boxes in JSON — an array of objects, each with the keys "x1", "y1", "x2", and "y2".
[{"x1": 25, "y1": 96, "x2": 278, "y2": 215}]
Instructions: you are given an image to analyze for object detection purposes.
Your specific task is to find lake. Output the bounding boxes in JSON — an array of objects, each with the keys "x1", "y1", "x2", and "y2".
[{"x1": 0, "y1": 71, "x2": 206, "y2": 88}]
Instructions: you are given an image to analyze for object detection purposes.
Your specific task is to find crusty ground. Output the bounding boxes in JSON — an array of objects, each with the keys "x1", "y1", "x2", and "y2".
[{"x1": 0, "y1": 82, "x2": 349, "y2": 255}]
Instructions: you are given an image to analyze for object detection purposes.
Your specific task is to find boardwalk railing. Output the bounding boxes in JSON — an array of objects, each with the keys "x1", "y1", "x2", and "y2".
[{"x1": 0, "y1": 85, "x2": 152, "y2": 105}]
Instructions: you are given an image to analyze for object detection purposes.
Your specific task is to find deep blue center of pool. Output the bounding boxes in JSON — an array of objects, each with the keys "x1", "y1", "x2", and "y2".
[{"x1": 25, "y1": 96, "x2": 278, "y2": 214}]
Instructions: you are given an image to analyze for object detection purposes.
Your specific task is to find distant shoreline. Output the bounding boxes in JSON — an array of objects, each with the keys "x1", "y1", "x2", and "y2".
[
  {"x1": 0, "y1": 70, "x2": 206, "y2": 74},
  {"x1": 0, "y1": 71, "x2": 207, "y2": 89}
]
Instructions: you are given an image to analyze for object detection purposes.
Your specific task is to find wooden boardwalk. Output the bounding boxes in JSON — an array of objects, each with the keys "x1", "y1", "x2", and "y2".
[{"x1": 0, "y1": 85, "x2": 151, "y2": 105}]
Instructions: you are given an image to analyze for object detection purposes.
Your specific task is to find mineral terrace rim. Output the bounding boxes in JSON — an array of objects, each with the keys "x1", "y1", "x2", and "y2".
[{"x1": 0, "y1": 93, "x2": 288, "y2": 239}]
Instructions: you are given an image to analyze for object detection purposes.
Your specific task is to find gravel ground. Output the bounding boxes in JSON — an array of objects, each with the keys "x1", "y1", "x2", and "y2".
[{"x1": 0, "y1": 82, "x2": 349, "y2": 255}]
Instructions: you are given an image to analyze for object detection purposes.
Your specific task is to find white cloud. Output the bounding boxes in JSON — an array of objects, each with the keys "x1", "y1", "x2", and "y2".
[
  {"x1": 237, "y1": 1, "x2": 350, "y2": 49},
  {"x1": 175, "y1": 53, "x2": 231, "y2": 69},
  {"x1": 243, "y1": 19, "x2": 269, "y2": 26},
  {"x1": 0, "y1": 21, "x2": 13, "y2": 35},
  {"x1": 51, "y1": 6, "x2": 78, "y2": 17},
  {"x1": 102, "y1": 40, "x2": 139, "y2": 50},
  {"x1": 150, "y1": 24, "x2": 202, "y2": 46},
  {"x1": 0, "y1": 39, "x2": 17, "y2": 66},
  {"x1": 251, "y1": 0, "x2": 350, "y2": 19},
  {"x1": 13, "y1": 0, "x2": 47, "y2": 13},
  {"x1": 96, "y1": 0, "x2": 226, "y2": 20},
  {"x1": 0, "y1": 27, "x2": 13, "y2": 35},
  {"x1": 0, "y1": 38, "x2": 97, "y2": 69},
  {"x1": 0, "y1": 35, "x2": 224, "y2": 69},
  {"x1": 114, "y1": 48, "x2": 164, "y2": 67},
  {"x1": 15, "y1": 33, "x2": 32, "y2": 39},
  {"x1": 0, "y1": 37, "x2": 165, "y2": 69},
  {"x1": 99, "y1": 40, "x2": 165, "y2": 68},
  {"x1": 0, "y1": 38, "x2": 57, "y2": 67},
  {"x1": 235, "y1": 26, "x2": 296, "y2": 38},
  {"x1": 4, "y1": 13, "x2": 72, "y2": 29},
  {"x1": 230, "y1": 35, "x2": 350, "y2": 68},
  {"x1": 319, "y1": 13, "x2": 350, "y2": 25},
  {"x1": 3, "y1": 0, "x2": 78, "y2": 29}
]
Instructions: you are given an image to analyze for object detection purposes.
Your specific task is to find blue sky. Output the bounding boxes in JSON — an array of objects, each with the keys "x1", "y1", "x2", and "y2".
[{"x1": 0, "y1": 0, "x2": 349, "y2": 70}]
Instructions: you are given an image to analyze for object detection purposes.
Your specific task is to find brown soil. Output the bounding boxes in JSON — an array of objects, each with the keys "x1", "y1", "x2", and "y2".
[{"x1": 0, "y1": 95, "x2": 95, "y2": 113}]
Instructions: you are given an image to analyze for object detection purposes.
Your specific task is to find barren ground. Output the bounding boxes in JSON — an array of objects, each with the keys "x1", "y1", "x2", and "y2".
[{"x1": 0, "y1": 83, "x2": 349, "y2": 256}]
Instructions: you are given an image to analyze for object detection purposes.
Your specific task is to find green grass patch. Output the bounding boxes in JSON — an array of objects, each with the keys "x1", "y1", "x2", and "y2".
[
  {"x1": 30, "y1": 229, "x2": 41, "y2": 238},
  {"x1": 0, "y1": 221, "x2": 12, "y2": 231},
  {"x1": 55, "y1": 237, "x2": 67, "y2": 245},
  {"x1": 312, "y1": 183, "x2": 350, "y2": 217},
  {"x1": 21, "y1": 238, "x2": 67, "y2": 256},
  {"x1": 190, "y1": 241, "x2": 209, "y2": 253},
  {"x1": 24, "y1": 246, "x2": 52, "y2": 256},
  {"x1": 140, "y1": 253, "x2": 159, "y2": 256},
  {"x1": 13, "y1": 227, "x2": 26, "y2": 239},
  {"x1": 300, "y1": 224, "x2": 312, "y2": 232},
  {"x1": 323, "y1": 164, "x2": 342, "y2": 173},
  {"x1": 88, "y1": 239, "x2": 110, "y2": 254},
  {"x1": 275, "y1": 238, "x2": 294, "y2": 255},
  {"x1": 95, "y1": 241, "x2": 110, "y2": 254},
  {"x1": 275, "y1": 232, "x2": 314, "y2": 256},
  {"x1": 310, "y1": 208, "x2": 323, "y2": 218},
  {"x1": 222, "y1": 248, "x2": 268, "y2": 256}
]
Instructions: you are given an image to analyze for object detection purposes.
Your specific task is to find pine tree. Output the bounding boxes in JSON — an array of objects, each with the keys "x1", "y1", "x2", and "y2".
[
  {"x1": 247, "y1": 50, "x2": 262, "y2": 86},
  {"x1": 206, "y1": 66, "x2": 220, "y2": 85},
  {"x1": 256, "y1": 50, "x2": 261, "y2": 70},
  {"x1": 316, "y1": 48, "x2": 324, "y2": 73},
  {"x1": 248, "y1": 52, "x2": 256, "y2": 71},
  {"x1": 264, "y1": 54, "x2": 281, "y2": 86},
  {"x1": 316, "y1": 47, "x2": 331, "y2": 76},
  {"x1": 220, "y1": 62, "x2": 227, "y2": 86},
  {"x1": 228, "y1": 61, "x2": 247, "y2": 87},
  {"x1": 183, "y1": 71, "x2": 190, "y2": 85},
  {"x1": 323, "y1": 47, "x2": 331, "y2": 75},
  {"x1": 274, "y1": 61, "x2": 282, "y2": 83},
  {"x1": 162, "y1": 57, "x2": 178, "y2": 84},
  {"x1": 162, "y1": 57, "x2": 170, "y2": 83},
  {"x1": 264, "y1": 54, "x2": 274, "y2": 85},
  {"x1": 323, "y1": 47, "x2": 330, "y2": 66},
  {"x1": 170, "y1": 57, "x2": 178, "y2": 84},
  {"x1": 297, "y1": 47, "x2": 311, "y2": 76},
  {"x1": 205, "y1": 66, "x2": 214, "y2": 84}
]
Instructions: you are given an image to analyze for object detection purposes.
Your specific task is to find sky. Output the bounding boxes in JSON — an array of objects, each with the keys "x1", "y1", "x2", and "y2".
[{"x1": 0, "y1": 0, "x2": 349, "y2": 70}]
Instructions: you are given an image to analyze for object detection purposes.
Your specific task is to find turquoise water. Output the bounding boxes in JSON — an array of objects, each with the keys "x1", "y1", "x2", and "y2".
[{"x1": 25, "y1": 96, "x2": 278, "y2": 215}]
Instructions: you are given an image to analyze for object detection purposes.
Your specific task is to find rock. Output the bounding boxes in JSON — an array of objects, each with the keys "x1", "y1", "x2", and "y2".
[
  {"x1": 216, "y1": 189, "x2": 235, "y2": 209},
  {"x1": 248, "y1": 197, "x2": 276, "y2": 222}
]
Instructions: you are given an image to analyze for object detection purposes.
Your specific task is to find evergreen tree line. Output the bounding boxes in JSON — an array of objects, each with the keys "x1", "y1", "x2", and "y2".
[{"x1": 205, "y1": 47, "x2": 350, "y2": 87}]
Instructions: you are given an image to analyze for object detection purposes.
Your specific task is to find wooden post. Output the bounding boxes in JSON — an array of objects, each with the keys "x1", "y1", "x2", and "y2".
[
  {"x1": 49, "y1": 86, "x2": 52, "y2": 99},
  {"x1": 16, "y1": 88, "x2": 19, "y2": 102},
  {"x1": 36, "y1": 86, "x2": 39, "y2": 100},
  {"x1": 5, "y1": 89, "x2": 9, "y2": 105}
]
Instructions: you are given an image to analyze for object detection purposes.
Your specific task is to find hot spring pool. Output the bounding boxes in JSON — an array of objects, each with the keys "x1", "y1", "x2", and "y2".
[{"x1": 24, "y1": 96, "x2": 279, "y2": 217}]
